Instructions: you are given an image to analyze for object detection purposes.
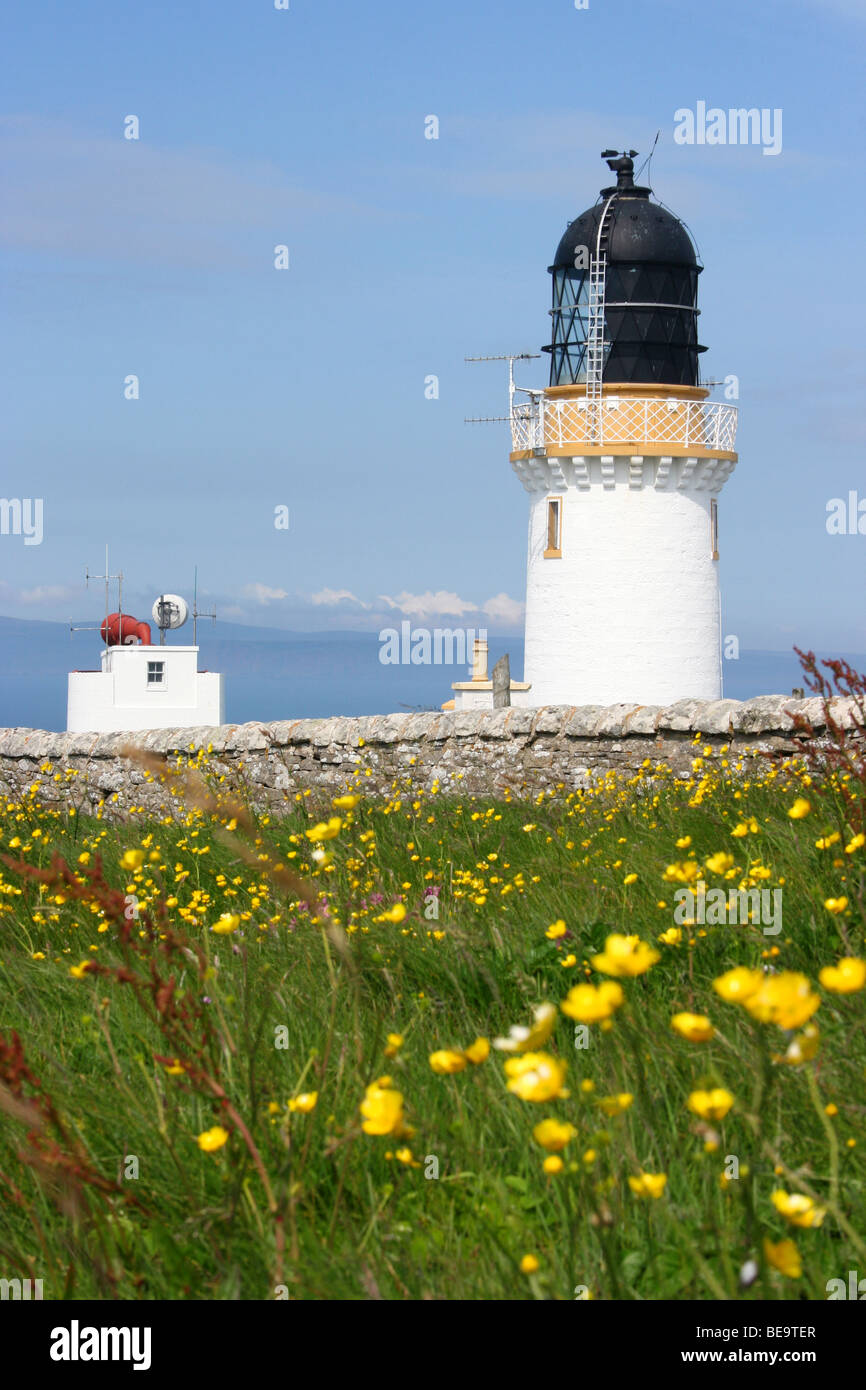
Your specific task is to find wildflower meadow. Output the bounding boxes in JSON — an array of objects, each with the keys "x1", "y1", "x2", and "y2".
[{"x1": 1, "y1": 656, "x2": 864, "y2": 1302}]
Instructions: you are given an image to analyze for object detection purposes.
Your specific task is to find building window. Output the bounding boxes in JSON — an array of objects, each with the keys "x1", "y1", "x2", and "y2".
[
  {"x1": 710, "y1": 499, "x2": 719, "y2": 560},
  {"x1": 545, "y1": 497, "x2": 562, "y2": 558},
  {"x1": 147, "y1": 661, "x2": 165, "y2": 686}
]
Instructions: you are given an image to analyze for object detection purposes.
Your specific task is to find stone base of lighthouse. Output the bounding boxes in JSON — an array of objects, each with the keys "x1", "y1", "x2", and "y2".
[{"x1": 511, "y1": 385, "x2": 738, "y2": 708}]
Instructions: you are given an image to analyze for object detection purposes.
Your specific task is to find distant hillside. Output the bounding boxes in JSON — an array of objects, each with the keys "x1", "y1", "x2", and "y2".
[{"x1": 0, "y1": 615, "x2": 861, "y2": 732}]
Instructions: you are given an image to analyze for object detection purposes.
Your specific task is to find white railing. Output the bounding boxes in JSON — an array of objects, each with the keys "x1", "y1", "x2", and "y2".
[{"x1": 510, "y1": 394, "x2": 738, "y2": 454}]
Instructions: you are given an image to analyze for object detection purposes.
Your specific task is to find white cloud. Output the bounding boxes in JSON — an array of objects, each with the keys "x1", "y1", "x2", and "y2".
[
  {"x1": 482, "y1": 593, "x2": 525, "y2": 628},
  {"x1": 378, "y1": 589, "x2": 477, "y2": 619},
  {"x1": 310, "y1": 587, "x2": 370, "y2": 608},
  {"x1": 242, "y1": 583, "x2": 289, "y2": 605}
]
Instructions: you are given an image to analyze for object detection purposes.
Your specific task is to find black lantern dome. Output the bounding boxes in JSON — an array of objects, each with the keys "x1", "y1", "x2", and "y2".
[{"x1": 543, "y1": 152, "x2": 707, "y2": 387}]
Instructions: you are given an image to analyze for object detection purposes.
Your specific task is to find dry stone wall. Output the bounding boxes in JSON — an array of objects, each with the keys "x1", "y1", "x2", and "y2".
[{"x1": 0, "y1": 696, "x2": 852, "y2": 820}]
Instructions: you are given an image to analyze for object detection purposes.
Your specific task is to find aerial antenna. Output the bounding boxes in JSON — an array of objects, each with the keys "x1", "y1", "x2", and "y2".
[
  {"x1": 191, "y1": 566, "x2": 217, "y2": 646},
  {"x1": 151, "y1": 592, "x2": 189, "y2": 646},
  {"x1": 635, "y1": 131, "x2": 659, "y2": 186},
  {"x1": 464, "y1": 353, "x2": 542, "y2": 423},
  {"x1": 71, "y1": 544, "x2": 123, "y2": 643}
]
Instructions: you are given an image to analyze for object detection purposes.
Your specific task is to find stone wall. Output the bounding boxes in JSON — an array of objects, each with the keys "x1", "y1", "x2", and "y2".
[{"x1": 0, "y1": 695, "x2": 854, "y2": 819}]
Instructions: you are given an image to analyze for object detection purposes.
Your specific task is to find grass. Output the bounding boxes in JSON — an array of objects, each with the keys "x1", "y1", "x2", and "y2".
[{"x1": 0, "y1": 717, "x2": 864, "y2": 1301}]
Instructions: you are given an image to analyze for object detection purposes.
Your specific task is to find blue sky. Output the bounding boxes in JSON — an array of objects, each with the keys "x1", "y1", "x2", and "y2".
[{"x1": 1, "y1": 0, "x2": 864, "y2": 655}]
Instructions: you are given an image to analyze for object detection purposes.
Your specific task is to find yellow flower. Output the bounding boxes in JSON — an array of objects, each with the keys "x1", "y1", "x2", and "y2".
[
  {"x1": 532, "y1": 1118, "x2": 577, "y2": 1151},
  {"x1": 623, "y1": 873, "x2": 638, "y2": 885},
  {"x1": 774, "y1": 1023, "x2": 820, "y2": 1066},
  {"x1": 628, "y1": 1171, "x2": 667, "y2": 1199},
  {"x1": 504, "y1": 1052, "x2": 568, "y2": 1103},
  {"x1": 705, "y1": 851, "x2": 735, "y2": 874},
  {"x1": 493, "y1": 1002, "x2": 557, "y2": 1053},
  {"x1": 596, "y1": 1092, "x2": 633, "y2": 1117},
  {"x1": 305, "y1": 816, "x2": 343, "y2": 842},
  {"x1": 825, "y1": 1102, "x2": 838, "y2": 1117},
  {"x1": 69, "y1": 960, "x2": 92, "y2": 980},
  {"x1": 196, "y1": 1126, "x2": 229, "y2": 1152},
  {"x1": 384, "y1": 1032, "x2": 404, "y2": 1057},
  {"x1": 288, "y1": 1091, "x2": 318, "y2": 1113},
  {"x1": 676, "y1": 835, "x2": 692, "y2": 848},
  {"x1": 560, "y1": 953, "x2": 577, "y2": 968},
  {"x1": 771, "y1": 1190, "x2": 826, "y2": 1229},
  {"x1": 520, "y1": 1254, "x2": 540, "y2": 1274},
  {"x1": 687, "y1": 1088, "x2": 734, "y2": 1121},
  {"x1": 429, "y1": 1049, "x2": 467, "y2": 1075},
  {"x1": 382, "y1": 902, "x2": 406, "y2": 923},
  {"x1": 546, "y1": 919, "x2": 567, "y2": 939},
  {"x1": 671, "y1": 1012, "x2": 714, "y2": 1043},
  {"x1": 394, "y1": 1146, "x2": 420, "y2": 1167},
  {"x1": 164, "y1": 1060, "x2": 186, "y2": 1076},
  {"x1": 360, "y1": 1078, "x2": 405, "y2": 1136},
  {"x1": 712, "y1": 966, "x2": 762, "y2": 1003},
  {"x1": 845, "y1": 832, "x2": 865, "y2": 853},
  {"x1": 823, "y1": 895, "x2": 849, "y2": 916},
  {"x1": 819, "y1": 956, "x2": 866, "y2": 994},
  {"x1": 731, "y1": 823, "x2": 749, "y2": 838},
  {"x1": 815, "y1": 832, "x2": 841, "y2": 849},
  {"x1": 211, "y1": 912, "x2": 241, "y2": 934},
  {"x1": 31, "y1": 951, "x2": 46, "y2": 961},
  {"x1": 787, "y1": 798, "x2": 811, "y2": 820},
  {"x1": 463, "y1": 1037, "x2": 490, "y2": 1065},
  {"x1": 332, "y1": 794, "x2": 360, "y2": 809},
  {"x1": 743, "y1": 972, "x2": 820, "y2": 1029},
  {"x1": 657, "y1": 927, "x2": 682, "y2": 946},
  {"x1": 590, "y1": 933, "x2": 659, "y2": 978},
  {"x1": 560, "y1": 980, "x2": 623, "y2": 1023},
  {"x1": 120, "y1": 849, "x2": 145, "y2": 871},
  {"x1": 543, "y1": 1155, "x2": 564, "y2": 1175},
  {"x1": 763, "y1": 1238, "x2": 801, "y2": 1279}
]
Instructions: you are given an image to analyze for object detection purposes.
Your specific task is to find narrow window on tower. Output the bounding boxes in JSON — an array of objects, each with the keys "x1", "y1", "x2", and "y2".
[
  {"x1": 710, "y1": 499, "x2": 719, "y2": 560},
  {"x1": 545, "y1": 497, "x2": 563, "y2": 558}
]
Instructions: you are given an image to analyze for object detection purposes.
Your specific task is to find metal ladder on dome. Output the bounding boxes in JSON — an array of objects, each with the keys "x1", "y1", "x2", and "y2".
[{"x1": 584, "y1": 192, "x2": 617, "y2": 443}]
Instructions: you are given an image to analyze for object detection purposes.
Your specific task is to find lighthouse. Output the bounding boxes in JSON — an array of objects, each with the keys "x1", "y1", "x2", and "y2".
[{"x1": 510, "y1": 151, "x2": 738, "y2": 707}]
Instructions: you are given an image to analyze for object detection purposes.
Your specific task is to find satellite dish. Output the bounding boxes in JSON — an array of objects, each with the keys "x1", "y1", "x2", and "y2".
[{"x1": 152, "y1": 594, "x2": 189, "y2": 631}]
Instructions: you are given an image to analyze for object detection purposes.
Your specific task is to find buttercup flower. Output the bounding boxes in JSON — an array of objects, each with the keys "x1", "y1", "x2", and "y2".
[
  {"x1": 197, "y1": 1126, "x2": 229, "y2": 1152},
  {"x1": 787, "y1": 798, "x2": 811, "y2": 820},
  {"x1": 687, "y1": 1088, "x2": 734, "y2": 1122},
  {"x1": 824, "y1": 897, "x2": 848, "y2": 915},
  {"x1": 332, "y1": 795, "x2": 360, "y2": 810},
  {"x1": 546, "y1": 920, "x2": 567, "y2": 939},
  {"x1": 288, "y1": 1091, "x2": 318, "y2": 1113},
  {"x1": 819, "y1": 957, "x2": 865, "y2": 994},
  {"x1": 120, "y1": 849, "x2": 145, "y2": 871},
  {"x1": 520, "y1": 1254, "x2": 540, "y2": 1274},
  {"x1": 628, "y1": 1171, "x2": 667, "y2": 1199},
  {"x1": 305, "y1": 817, "x2": 343, "y2": 842},
  {"x1": 671, "y1": 1012, "x2": 714, "y2": 1043},
  {"x1": 494, "y1": 1002, "x2": 557, "y2": 1053},
  {"x1": 463, "y1": 1037, "x2": 490, "y2": 1065},
  {"x1": 211, "y1": 913, "x2": 240, "y2": 934},
  {"x1": 543, "y1": 1155, "x2": 564, "y2": 1175},
  {"x1": 705, "y1": 852, "x2": 735, "y2": 874},
  {"x1": 763, "y1": 1238, "x2": 801, "y2": 1279},
  {"x1": 532, "y1": 1118, "x2": 577, "y2": 1151},
  {"x1": 360, "y1": 1077, "x2": 405, "y2": 1136},
  {"x1": 771, "y1": 1190, "x2": 826, "y2": 1229},
  {"x1": 743, "y1": 972, "x2": 820, "y2": 1030},
  {"x1": 560, "y1": 981, "x2": 623, "y2": 1024},
  {"x1": 504, "y1": 1052, "x2": 568, "y2": 1103},
  {"x1": 591, "y1": 934, "x2": 659, "y2": 978},
  {"x1": 712, "y1": 967, "x2": 762, "y2": 1004},
  {"x1": 69, "y1": 960, "x2": 92, "y2": 980},
  {"x1": 429, "y1": 1049, "x2": 468, "y2": 1075}
]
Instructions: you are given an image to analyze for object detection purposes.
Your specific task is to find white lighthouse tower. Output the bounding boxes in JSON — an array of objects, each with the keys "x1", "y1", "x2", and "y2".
[{"x1": 510, "y1": 151, "x2": 738, "y2": 707}]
